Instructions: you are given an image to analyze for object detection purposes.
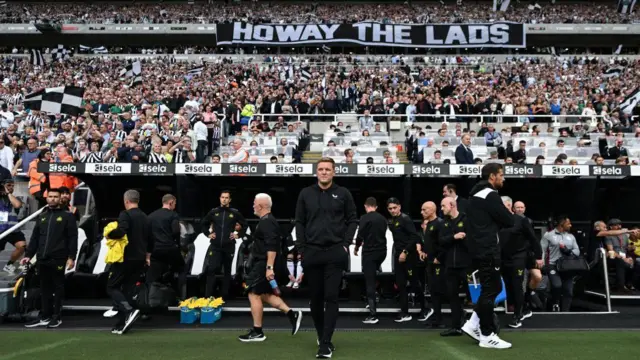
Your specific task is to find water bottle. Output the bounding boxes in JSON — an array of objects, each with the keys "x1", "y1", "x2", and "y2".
[{"x1": 269, "y1": 279, "x2": 281, "y2": 296}]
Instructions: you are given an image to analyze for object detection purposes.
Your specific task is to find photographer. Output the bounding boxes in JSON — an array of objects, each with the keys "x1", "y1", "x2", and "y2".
[{"x1": 0, "y1": 178, "x2": 26, "y2": 274}]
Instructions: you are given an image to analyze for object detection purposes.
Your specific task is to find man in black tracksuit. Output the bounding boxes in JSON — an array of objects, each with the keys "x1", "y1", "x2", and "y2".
[
  {"x1": 498, "y1": 196, "x2": 541, "y2": 329},
  {"x1": 147, "y1": 194, "x2": 186, "y2": 299},
  {"x1": 201, "y1": 190, "x2": 248, "y2": 298},
  {"x1": 439, "y1": 197, "x2": 471, "y2": 337},
  {"x1": 420, "y1": 201, "x2": 445, "y2": 328},
  {"x1": 354, "y1": 197, "x2": 388, "y2": 325},
  {"x1": 462, "y1": 163, "x2": 514, "y2": 349},
  {"x1": 22, "y1": 188, "x2": 78, "y2": 329},
  {"x1": 106, "y1": 189, "x2": 153, "y2": 335},
  {"x1": 295, "y1": 158, "x2": 357, "y2": 359},
  {"x1": 386, "y1": 197, "x2": 427, "y2": 323}
]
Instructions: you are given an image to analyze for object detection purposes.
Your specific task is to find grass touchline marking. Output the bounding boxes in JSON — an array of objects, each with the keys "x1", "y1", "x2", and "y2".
[{"x1": 0, "y1": 338, "x2": 79, "y2": 360}]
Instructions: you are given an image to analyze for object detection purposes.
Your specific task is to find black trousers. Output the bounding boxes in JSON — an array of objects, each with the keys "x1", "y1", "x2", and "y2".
[
  {"x1": 302, "y1": 244, "x2": 347, "y2": 345},
  {"x1": 502, "y1": 256, "x2": 526, "y2": 318},
  {"x1": 473, "y1": 258, "x2": 502, "y2": 336},
  {"x1": 609, "y1": 258, "x2": 634, "y2": 289},
  {"x1": 548, "y1": 266, "x2": 574, "y2": 312},
  {"x1": 196, "y1": 140, "x2": 208, "y2": 163},
  {"x1": 107, "y1": 260, "x2": 146, "y2": 313},
  {"x1": 426, "y1": 262, "x2": 446, "y2": 322},
  {"x1": 393, "y1": 251, "x2": 425, "y2": 314},
  {"x1": 147, "y1": 248, "x2": 187, "y2": 299},
  {"x1": 446, "y1": 267, "x2": 471, "y2": 329},
  {"x1": 39, "y1": 259, "x2": 66, "y2": 320},
  {"x1": 205, "y1": 250, "x2": 234, "y2": 298},
  {"x1": 362, "y1": 250, "x2": 386, "y2": 316}
]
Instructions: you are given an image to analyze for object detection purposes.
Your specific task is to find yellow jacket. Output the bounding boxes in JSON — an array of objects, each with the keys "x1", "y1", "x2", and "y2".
[{"x1": 103, "y1": 221, "x2": 128, "y2": 264}]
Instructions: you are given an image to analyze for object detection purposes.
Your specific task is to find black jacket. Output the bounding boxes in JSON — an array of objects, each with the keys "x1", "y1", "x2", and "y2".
[
  {"x1": 295, "y1": 183, "x2": 358, "y2": 249},
  {"x1": 26, "y1": 207, "x2": 78, "y2": 261},
  {"x1": 201, "y1": 206, "x2": 248, "y2": 253},
  {"x1": 355, "y1": 211, "x2": 388, "y2": 253},
  {"x1": 439, "y1": 212, "x2": 471, "y2": 269},
  {"x1": 148, "y1": 208, "x2": 181, "y2": 252},
  {"x1": 500, "y1": 214, "x2": 542, "y2": 263},
  {"x1": 249, "y1": 213, "x2": 283, "y2": 260},
  {"x1": 108, "y1": 208, "x2": 153, "y2": 262},
  {"x1": 421, "y1": 217, "x2": 446, "y2": 263},
  {"x1": 389, "y1": 213, "x2": 421, "y2": 253},
  {"x1": 467, "y1": 181, "x2": 514, "y2": 262},
  {"x1": 455, "y1": 144, "x2": 474, "y2": 164}
]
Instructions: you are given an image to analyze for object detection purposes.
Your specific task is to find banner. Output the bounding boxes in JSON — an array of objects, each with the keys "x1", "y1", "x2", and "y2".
[
  {"x1": 216, "y1": 22, "x2": 526, "y2": 48},
  {"x1": 37, "y1": 162, "x2": 634, "y2": 178}
]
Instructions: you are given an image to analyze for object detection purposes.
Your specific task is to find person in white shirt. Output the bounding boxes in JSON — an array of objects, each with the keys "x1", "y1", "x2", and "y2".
[
  {"x1": 228, "y1": 138, "x2": 249, "y2": 163},
  {"x1": 0, "y1": 104, "x2": 14, "y2": 130},
  {"x1": 184, "y1": 95, "x2": 200, "y2": 111},
  {"x1": 193, "y1": 116, "x2": 208, "y2": 163},
  {"x1": 0, "y1": 137, "x2": 14, "y2": 170}
]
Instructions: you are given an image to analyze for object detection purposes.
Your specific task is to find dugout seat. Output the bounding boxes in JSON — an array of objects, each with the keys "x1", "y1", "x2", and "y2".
[{"x1": 346, "y1": 227, "x2": 395, "y2": 276}]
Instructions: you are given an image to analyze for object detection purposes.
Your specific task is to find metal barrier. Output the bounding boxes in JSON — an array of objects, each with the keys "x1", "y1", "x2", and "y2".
[
  {"x1": 0, "y1": 205, "x2": 48, "y2": 243},
  {"x1": 584, "y1": 248, "x2": 613, "y2": 312}
]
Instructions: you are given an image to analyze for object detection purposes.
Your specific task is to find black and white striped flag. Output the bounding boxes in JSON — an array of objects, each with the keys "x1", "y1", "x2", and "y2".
[
  {"x1": 619, "y1": 87, "x2": 640, "y2": 115},
  {"x1": 322, "y1": 45, "x2": 331, "y2": 54},
  {"x1": 120, "y1": 61, "x2": 142, "y2": 87},
  {"x1": 618, "y1": 0, "x2": 636, "y2": 14},
  {"x1": 79, "y1": 45, "x2": 108, "y2": 54},
  {"x1": 30, "y1": 49, "x2": 45, "y2": 66},
  {"x1": 300, "y1": 66, "x2": 312, "y2": 82},
  {"x1": 0, "y1": 1, "x2": 7, "y2": 7},
  {"x1": 602, "y1": 66, "x2": 624, "y2": 78},
  {"x1": 187, "y1": 65, "x2": 204, "y2": 76}
]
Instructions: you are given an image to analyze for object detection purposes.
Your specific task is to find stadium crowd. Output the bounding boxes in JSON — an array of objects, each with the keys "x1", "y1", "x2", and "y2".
[
  {"x1": 0, "y1": 54, "x2": 638, "y2": 173},
  {"x1": 0, "y1": 1, "x2": 637, "y2": 24}
]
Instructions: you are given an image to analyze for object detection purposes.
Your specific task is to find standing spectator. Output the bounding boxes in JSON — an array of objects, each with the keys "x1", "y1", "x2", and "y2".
[{"x1": 455, "y1": 134, "x2": 474, "y2": 164}]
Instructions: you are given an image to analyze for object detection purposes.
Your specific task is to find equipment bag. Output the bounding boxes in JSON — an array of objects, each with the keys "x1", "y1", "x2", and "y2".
[
  {"x1": 556, "y1": 255, "x2": 590, "y2": 275},
  {"x1": 136, "y1": 282, "x2": 175, "y2": 311}
]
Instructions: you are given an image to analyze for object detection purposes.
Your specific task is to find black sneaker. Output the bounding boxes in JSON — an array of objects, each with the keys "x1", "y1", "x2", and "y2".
[
  {"x1": 430, "y1": 321, "x2": 446, "y2": 329},
  {"x1": 47, "y1": 319, "x2": 62, "y2": 328},
  {"x1": 394, "y1": 313, "x2": 412, "y2": 323},
  {"x1": 238, "y1": 329, "x2": 266, "y2": 342},
  {"x1": 317, "y1": 339, "x2": 336, "y2": 352},
  {"x1": 120, "y1": 309, "x2": 140, "y2": 335},
  {"x1": 440, "y1": 328, "x2": 463, "y2": 337},
  {"x1": 316, "y1": 344, "x2": 333, "y2": 359},
  {"x1": 417, "y1": 308, "x2": 434, "y2": 322},
  {"x1": 552, "y1": 304, "x2": 560, "y2": 312},
  {"x1": 290, "y1": 310, "x2": 303, "y2": 335},
  {"x1": 520, "y1": 309, "x2": 533, "y2": 321},
  {"x1": 363, "y1": 316, "x2": 379, "y2": 324},
  {"x1": 25, "y1": 318, "x2": 51, "y2": 328},
  {"x1": 508, "y1": 317, "x2": 522, "y2": 329},
  {"x1": 111, "y1": 314, "x2": 126, "y2": 335}
]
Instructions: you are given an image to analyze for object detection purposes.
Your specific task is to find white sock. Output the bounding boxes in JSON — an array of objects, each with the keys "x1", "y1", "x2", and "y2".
[
  {"x1": 469, "y1": 312, "x2": 480, "y2": 328},
  {"x1": 296, "y1": 263, "x2": 303, "y2": 281},
  {"x1": 287, "y1": 260, "x2": 295, "y2": 279}
]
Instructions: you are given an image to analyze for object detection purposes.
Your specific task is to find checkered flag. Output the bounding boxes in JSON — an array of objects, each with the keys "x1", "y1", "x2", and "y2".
[
  {"x1": 51, "y1": 45, "x2": 72, "y2": 61},
  {"x1": 23, "y1": 86, "x2": 85, "y2": 116},
  {"x1": 120, "y1": 61, "x2": 143, "y2": 87}
]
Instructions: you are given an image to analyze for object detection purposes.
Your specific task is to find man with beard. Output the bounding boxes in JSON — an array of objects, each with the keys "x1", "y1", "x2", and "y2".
[{"x1": 462, "y1": 163, "x2": 514, "y2": 349}]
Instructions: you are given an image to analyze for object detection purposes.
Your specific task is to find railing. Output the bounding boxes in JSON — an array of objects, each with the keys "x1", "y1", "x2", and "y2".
[
  {"x1": 0, "y1": 205, "x2": 48, "y2": 243},
  {"x1": 584, "y1": 248, "x2": 613, "y2": 312}
]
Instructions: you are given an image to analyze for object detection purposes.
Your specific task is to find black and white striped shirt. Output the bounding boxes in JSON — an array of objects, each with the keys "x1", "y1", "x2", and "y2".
[
  {"x1": 81, "y1": 151, "x2": 103, "y2": 163},
  {"x1": 148, "y1": 152, "x2": 168, "y2": 163},
  {"x1": 172, "y1": 149, "x2": 191, "y2": 163},
  {"x1": 114, "y1": 130, "x2": 127, "y2": 142}
]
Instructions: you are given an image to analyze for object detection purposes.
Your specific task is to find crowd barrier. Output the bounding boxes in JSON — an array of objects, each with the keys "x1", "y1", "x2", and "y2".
[{"x1": 37, "y1": 162, "x2": 640, "y2": 177}]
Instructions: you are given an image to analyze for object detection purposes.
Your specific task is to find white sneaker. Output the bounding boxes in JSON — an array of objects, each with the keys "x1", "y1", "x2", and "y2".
[
  {"x1": 103, "y1": 309, "x2": 119, "y2": 318},
  {"x1": 3, "y1": 264, "x2": 16, "y2": 274},
  {"x1": 293, "y1": 282, "x2": 300, "y2": 289},
  {"x1": 479, "y1": 333, "x2": 512, "y2": 349},
  {"x1": 286, "y1": 281, "x2": 295, "y2": 288},
  {"x1": 461, "y1": 320, "x2": 481, "y2": 342}
]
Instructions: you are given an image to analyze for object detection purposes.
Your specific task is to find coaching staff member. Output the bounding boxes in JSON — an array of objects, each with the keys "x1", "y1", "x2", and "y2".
[
  {"x1": 295, "y1": 157, "x2": 357, "y2": 359},
  {"x1": 201, "y1": 190, "x2": 248, "y2": 298},
  {"x1": 462, "y1": 163, "x2": 514, "y2": 349},
  {"x1": 420, "y1": 201, "x2": 445, "y2": 328},
  {"x1": 147, "y1": 194, "x2": 186, "y2": 298},
  {"x1": 239, "y1": 193, "x2": 302, "y2": 342},
  {"x1": 354, "y1": 197, "x2": 388, "y2": 325},
  {"x1": 22, "y1": 188, "x2": 78, "y2": 329},
  {"x1": 106, "y1": 190, "x2": 152, "y2": 335}
]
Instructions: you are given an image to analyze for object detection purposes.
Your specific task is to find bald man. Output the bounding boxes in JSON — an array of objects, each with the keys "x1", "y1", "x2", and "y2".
[
  {"x1": 513, "y1": 202, "x2": 526, "y2": 217},
  {"x1": 420, "y1": 201, "x2": 446, "y2": 328},
  {"x1": 228, "y1": 139, "x2": 249, "y2": 163},
  {"x1": 513, "y1": 201, "x2": 544, "y2": 316},
  {"x1": 439, "y1": 197, "x2": 472, "y2": 337}
]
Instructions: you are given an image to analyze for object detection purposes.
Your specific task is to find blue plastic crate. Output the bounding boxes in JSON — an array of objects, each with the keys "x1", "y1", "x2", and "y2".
[
  {"x1": 200, "y1": 307, "x2": 222, "y2": 325},
  {"x1": 180, "y1": 307, "x2": 200, "y2": 324}
]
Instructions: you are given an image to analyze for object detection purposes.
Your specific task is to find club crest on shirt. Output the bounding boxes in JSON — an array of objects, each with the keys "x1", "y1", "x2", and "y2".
[
  {"x1": 229, "y1": 214, "x2": 234, "y2": 219},
  {"x1": 395, "y1": 222, "x2": 399, "y2": 227},
  {"x1": 429, "y1": 226, "x2": 434, "y2": 231},
  {"x1": 56, "y1": 216, "x2": 63, "y2": 222},
  {"x1": 214, "y1": 213, "x2": 219, "y2": 216},
  {"x1": 457, "y1": 222, "x2": 463, "y2": 228}
]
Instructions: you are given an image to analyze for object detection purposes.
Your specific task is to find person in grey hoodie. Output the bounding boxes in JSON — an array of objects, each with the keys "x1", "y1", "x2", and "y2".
[{"x1": 541, "y1": 215, "x2": 580, "y2": 312}]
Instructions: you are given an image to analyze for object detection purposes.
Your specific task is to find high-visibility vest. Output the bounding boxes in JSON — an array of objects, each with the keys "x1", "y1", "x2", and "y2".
[
  {"x1": 49, "y1": 155, "x2": 78, "y2": 193},
  {"x1": 28, "y1": 159, "x2": 46, "y2": 195}
]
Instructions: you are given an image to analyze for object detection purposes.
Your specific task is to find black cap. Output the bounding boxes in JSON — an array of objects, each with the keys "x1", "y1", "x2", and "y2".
[
  {"x1": 58, "y1": 186, "x2": 70, "y2": 194},
  {"x1": 607, "y1": 218, "x2": 623, "y2": 227}
]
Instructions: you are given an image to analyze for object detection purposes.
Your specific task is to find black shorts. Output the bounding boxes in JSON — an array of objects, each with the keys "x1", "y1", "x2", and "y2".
[
  {"x1": 0, "y1": 231, "x2": 26, "y2": 250},
  {"x1": 245, "y1": 260, "x2": 272, "y2": 295}
]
